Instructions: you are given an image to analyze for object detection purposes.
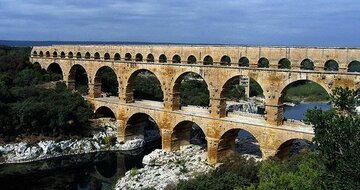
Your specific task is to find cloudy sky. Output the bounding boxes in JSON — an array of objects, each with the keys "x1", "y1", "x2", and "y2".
[{"x1": 0, "y1": 0, "x2": 359, "y2": 47}]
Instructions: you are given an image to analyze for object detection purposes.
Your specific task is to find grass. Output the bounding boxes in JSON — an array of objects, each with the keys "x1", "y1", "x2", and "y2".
[{"x1": 284, "y1": 82, "x2": 330, "y2": 103}]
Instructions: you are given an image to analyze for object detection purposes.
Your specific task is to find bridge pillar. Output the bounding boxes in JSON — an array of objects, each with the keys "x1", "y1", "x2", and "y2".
[
  {"x1": 207, "y1": 137, "x2": 220, "y2": 164},
  {"x1": 161, "y1": 129, "x2": 173, "y2": 152},
  {"x1": 210, "y1": 98, "x2": 227, "y2": 118},
  {"x1": 119, "y1": 92, "x2": 134, "y2": 103},
  {"x1": 164, "y1": 92, "x2": 181, "y2": 110},
  {"x1": 116, "y1": 120, "x2": 126, "y2": 142},
  {"x1": 89, "y1": 83, "x2": 102, "y2": 98},
  {"x1": 265, "y1": 104, "x2": 284, "y2": 126}
]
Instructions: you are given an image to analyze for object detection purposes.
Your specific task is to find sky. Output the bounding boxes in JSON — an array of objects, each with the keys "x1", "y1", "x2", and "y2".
[{"x1": 0, "y1": 0, "x2": 360, "y2": 47}]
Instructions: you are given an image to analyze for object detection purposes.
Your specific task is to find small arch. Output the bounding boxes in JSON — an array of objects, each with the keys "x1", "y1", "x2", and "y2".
[
  {"x1": 32, "y1": 51, "x2": 38, "y2": 57},
  {"x1": 220, "y1": 55, "x2": 231, "y2": 66},
  {"x1": 85, "y1": 52, "x2": 91, "y2": 59},
  {"x1": 135, "y1": 53, "x2": 143, "y2": 62},
  {"x1": 172, "y1": 55, "x2": 181, "y2": 63},
  {"x1": 300, "y1": 59, "x2": 314, "y2": 70},
  {"x1": 159, "y1": 54, "x2": 167, "y2": 63},
  {"x1": 238, "y1": 57, "x2": 249, "y2": 67},
  {"x1": 47, "y1": 63, "x2": 63, "y2": 80},
  {"x1": 147, "y1": 54, "x2": 154, "y2": 63},
  {"x1": 324, "y1": 60, "x2": 339, "y2": 71},
  {"x1": 68, "y1": 52, "x2": 73, "y2": 59},
  {"x1": 203, "y1": 55, "x2": 213, "y2": 65},
  {"x1": 94, "y1": 52, "x2": 100, "y2": 59},
  {"x1": 348, "y1": 60, "x2": 360, "y2": 72},
  {"x1": 39, "y1": 51, "x2": 44, "y2": 57},
  {"x1": 171, "y1": 121, "x2": 207, "y2": 151},
  {"x1": 187, "y1": 55, "x2": 197, "y2": 64},
  {"x1": 125, "y1": 53, "x2": 132, "y2": 61},
  {"x1": 46, "y1": 51, "x2": 50, "y2": 57},
  {"x1": 104, "y1": 53, "x2": 110, "y2": 60},
  {"x1": 278, "y1": 58, "x2": 291, "y2": 69},
  {"x1": 114, "y1": 53, "x2": 121, "y2": 61},
  {"x1": 60, "y1": 52, "x2": 65, "y2": 58},
  {"x1": 258, "y1": 57, "x2": 269, "y2": 68},
  {"x1": 275, "y1": 139, "x2": 312, "y2": 160},
  {"x1": 94, "y1": 106, "x2": 116, "y2": 119},
  {"x1": 76, "y1": 52, "x2": 82, "y2": 59},
  {"x1": 53, "y1": 51, "x2": 58, "y2": 58}
]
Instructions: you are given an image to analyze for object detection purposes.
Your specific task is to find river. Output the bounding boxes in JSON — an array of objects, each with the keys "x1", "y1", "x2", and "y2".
[{"x1": 284, "y1": 102, "x2": 332, "y2": 120}]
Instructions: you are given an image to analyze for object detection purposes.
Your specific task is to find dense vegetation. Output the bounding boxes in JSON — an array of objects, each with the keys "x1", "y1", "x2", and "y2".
[
  {"x1": 283, "y1": 81, "x2": 329, "y2": 103},
  {"x1": 0, "y1": 46, "x2": 92, "y2": 142},
  {"x1": 178, "y1": 87, "x2": 360, "y2": 190}
]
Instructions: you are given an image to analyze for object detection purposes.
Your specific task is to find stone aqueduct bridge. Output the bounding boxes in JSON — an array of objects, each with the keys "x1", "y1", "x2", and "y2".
[{"x1": 30, "y1": 45, "x2": 360, "y2": 163}]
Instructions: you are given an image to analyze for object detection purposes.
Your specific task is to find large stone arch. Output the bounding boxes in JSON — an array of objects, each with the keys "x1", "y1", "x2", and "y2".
[
  {"x1": 47, "y1": 62, "x2": 64, "y2": 80},
  {"x1": 124, "y1": 69, "x2": 165, "y2": 103},
  {"x1": 275, "y1": 138, "x2": 312, "y2": 160},
  {"x1": 170, "y1": 120, "x2": 207, "y2": 151},
  {"x1": 68, "y1": 64, "x2": 89, "y2": 93},
  {"x1": 94, "y1": 106, "x2": 116, "y2": 119},
  {"x1": 123, "y1": 112, "x2": 161, "y2": 142},
  {"x1": 92, "y1": 66, "x2": 119, "y2": 98}
]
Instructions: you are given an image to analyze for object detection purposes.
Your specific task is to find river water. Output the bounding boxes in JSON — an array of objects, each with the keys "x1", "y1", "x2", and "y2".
[{"x1": 284, "y1": 102, "x2": 331, "y2": 120}]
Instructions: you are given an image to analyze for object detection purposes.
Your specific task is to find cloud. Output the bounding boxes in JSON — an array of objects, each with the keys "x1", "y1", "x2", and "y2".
[{"x1": 0, "y1": 0, "x2": 359, "y2": 46}]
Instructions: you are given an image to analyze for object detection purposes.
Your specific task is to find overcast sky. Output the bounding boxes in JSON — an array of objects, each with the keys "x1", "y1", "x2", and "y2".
[{"x1": 0, "y1": 0, "x2": 359, "y2": 47}]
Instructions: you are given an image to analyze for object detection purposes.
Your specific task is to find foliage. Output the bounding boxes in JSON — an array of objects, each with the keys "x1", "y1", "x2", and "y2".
[
  {"x1": 283, "y1": 81, "x2": 329, "y2": 103},
  {"x1": 103, "y1": 136, "x2": 117, "y2": 147},
  {"x1": 180, "y1": 77, "x2": 210, "y2": 107},
  {"x1": 100, "y1": 67, "x2": 118, "y2": 96},
  {"x1": 133, "y1": 74, "x2": 164, "y2": 101},
  {"x1": 330, "y1": 87, "x2": 359, "y2": 115}
]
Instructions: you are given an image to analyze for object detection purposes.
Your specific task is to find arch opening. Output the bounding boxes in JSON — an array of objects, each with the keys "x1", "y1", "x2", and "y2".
[
  {"x1": 46, "y1": 51, "x2": 50, "y2": 57},
  {"x1": 68, "y1": 52, "x2": 73, "y2": 59},
  {"x1": 53, "y1": 51, "x2": 58, "y2": 58},
  {"x1": 135, "y1": 53, "x2": 143, "y2": 62},
  {"x1": 220, "y1": 55, "x2": 231, "y2": 66},
  {"x1": 32, "y1": 51, "x2": 38, "y2": 56},
  {"x1": 125, "y1": 113, "x2": 161, "y2": 149},
  {"x1": 94, "y1": 66, "x2": 119, "y2": 97},
  {"x1": 187, "y1": 55, "x2": 197, "y2": 64},
  {"x1": 60, "y1": 52, "x2": 65, "y2": 58},
  {"x1": 85, "y1": 52, "x2": 91, "y2": 59},
  {"x1": 159, "y1": 54, "x2": 167, "y2": 63},
  {"x1": 68, "y1": 64, "x2": 89, "y2": 95},
  {"x1": 173, "y1": 72, "x2": 210, "y2": 108},
  {"x1": 275, "y1": 139, "x2": 312, "y2": 160},
  {"x1": 300, "y1": 59, "x2": 314, "y2": 70},
  {"x1": 76, "y1": 52, "x2": 82, "y2": 59},
  {"x1": 114, "y1": 53, "x2": 121, "y2": 61},
  {"x1": 217, "y1": 129, "x2": 262, "y2": 162},
  {"x1": 104, "y1": 53, "x2": 110, "y2": 60},
  {"x1": 94, "y1": 106, "x2": 116, "y2": 119},
  {"x1": 278, "y1": 58, "x2": 291, "y2": 69},
  {"x1": 348, "y1": 61, "x2": 360, "y2": 72},
  {"x1": 146, "y1": 54, "x2": 154, "y2": 63},
  {"x1": 127, "y1": 70, "x2": 164, "y2": 103},
  {"x1": 238, "y1": 57, "x2": 249, "y2": 67},
  {"x1": 203, "y1": 55, "x2": 213, "y2": 65},
  {"x1": 221, "y1": 76, "x2": 265, "y2": 116},
  {"x1": 39, "y1": 51, "x2": 44, "y2": 57},
  {"x1": 172, "y1": 55, "x2": 181, "y2": 63},
  {"x1": 280, "y1": 80, "x2": 331, "y2": 121},
  {"x1": 171, "y1": 121, "x2": 207, "y2": 151},
  {"x1": 125, "y1": 53, "x2": 132, "y2": 61},
  {"x1": 94, "y1": 52, "x2": 100, "y2": 60},
  {"x1": 47, "y1": 63, "x2": 63, "y2": 81},
  {"x1": 258, "y1": 57, "x2": 269, "y2": 68},
  {"x1": 324, "y1": 60, "x2": 339, "y2": 71}
]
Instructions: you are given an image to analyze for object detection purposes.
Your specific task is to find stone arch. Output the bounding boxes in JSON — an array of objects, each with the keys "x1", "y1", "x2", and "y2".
[
  {"x1": 32, "y1": 51, "x2": 38, "y2": 56},
  {"x1": 68, "y1": 52, "x2": 73, "y2": 58},
  {"x1": 324, "y1": 59, "x2": 339, "y2": 71},
  {"x1": 94, "y1": 106, "x2": 116, "y2": 119},
  {"x1": 85, "y1": 52, "x2": 91, "y2": 59},
  {"x1": 94, "y1": 52, "x2": 100, "y2": 59},
  {"x1": 172, "y1": 54, "x2": 181, "y2": 63},
  {"x1": 238, "y1": 57, "x2": 249, "y2": 67},
  {"x1": 114, "y1": 53, "x2": 121, "y2": 61},
  {"x1": 217, "y1": 128, "x2": 262, "y2": 161},
  {"x1": 203, "y1": 55, "x2": 213, "y2": 65},
  {"x1": 258, "y1": 57, "x2": 269, "y2": 68},
  {"x1": 60, "y1": 52, "x2": 65, "y2": 58},
  {"x1": 76, "y1": 52, "x2": 82, "y2": 59},
  {"x1": 300, "y1": 59, "x2": 314, "y2": 70},
  {"x1": 68, "y1": 64, "x2": 89, "y2": 94},
  {"x1": 124, "y1": 112, "x2": 161, "y2": 143},
  {"x1": 278, "y1": 58, "x2": 291, "y2": 69},
  {"x1": 104, "y1": 53, "x2": 110, "y2": 60},
  {"x1": 348, "y1": 60, "x2": 360, "y2": 72},
  {"x1": 172, "y1": 71, "x2": 210, "y2": 109},
  {"x1": 135, "y1": 53, "x2": 143, "y2": 62},
  {"x1": 93, "y1": 66, "x2": 119, "y2": 98},
  {"x1": 39, "y1": 51, "x2": 44, "y2": 57},
  {"x1": 125, "y1": 53, "x2": 132, "y2": 61},
  {"x1": 52, "y1": 51, "x2": 57, "y2": 58},
  {"x1": 170, "y1": 120, "x2": 207, "y2": 151},
  {"x1": 187, "y1": 55, "x2": 197, "y2": 64},
  {"x1": 275, "y1": 138, "x2": 312, "y2": 160},
  {"x1": 125, "y1": 69, "x2": 164, "y2": 103},
  {"x1": 147, "y1": 54, "x2": 154, "y2": 63},
  {"x1": 46, "y1": 51, "x2": 50, "y2": 57},
  {"x1": 159, "y1": 54, "x2": 167, "y2": 63},
  {"x1": 220, "y1": 55, "x2": 231, "y2": 66},
  {"x1": 47, "y1": 62, "x2": 64, "y2": 80}
]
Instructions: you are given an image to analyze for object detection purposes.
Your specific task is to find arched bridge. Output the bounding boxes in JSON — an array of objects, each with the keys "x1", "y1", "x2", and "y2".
[{"x1": 30, "y1": 44, "x2": 360, "y2": 163}]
